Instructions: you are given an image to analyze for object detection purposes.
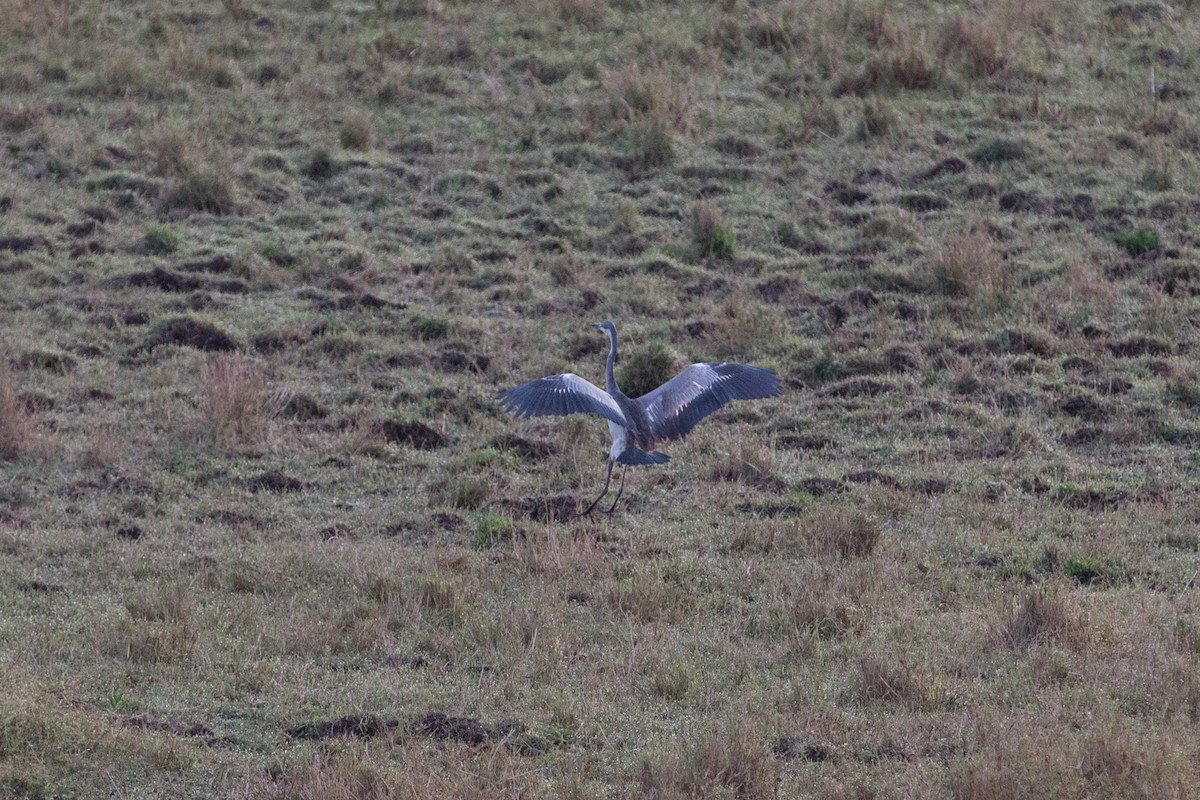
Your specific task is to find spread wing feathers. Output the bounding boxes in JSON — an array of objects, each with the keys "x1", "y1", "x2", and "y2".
[
  {"x1": 498, "y1": 373, "x2": 627, "y2": 428},
  {"x1": 637, "y1": 363, "x2": 780, "y2": 441}
]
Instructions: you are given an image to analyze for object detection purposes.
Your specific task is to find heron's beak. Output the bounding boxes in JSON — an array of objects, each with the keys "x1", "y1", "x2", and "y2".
[{"x1": 592, "y1": 323, "x2": 603, "y2": 330}]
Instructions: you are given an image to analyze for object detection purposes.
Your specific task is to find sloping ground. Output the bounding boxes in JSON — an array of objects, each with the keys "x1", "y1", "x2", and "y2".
[{"x1": 1, "y1": 0, "x2": 1199, "y2": 797}]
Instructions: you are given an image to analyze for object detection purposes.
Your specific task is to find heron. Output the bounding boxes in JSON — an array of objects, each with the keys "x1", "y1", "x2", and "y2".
[{"x1": 498, "y1": 320, "x2": 781, "y2": 514}]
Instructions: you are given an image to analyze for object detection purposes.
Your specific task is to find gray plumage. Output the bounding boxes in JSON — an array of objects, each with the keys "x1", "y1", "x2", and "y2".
[{"x1": 498, "y1": 320, "x2": 780, "y2": 514}]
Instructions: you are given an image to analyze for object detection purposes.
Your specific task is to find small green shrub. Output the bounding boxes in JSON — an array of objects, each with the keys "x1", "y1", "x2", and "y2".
[
  {"x1": 473, "y1": 511, "x2": 517, "y2": 549},
  {"x1": 142, "y1": 226, "x2": 179, "y2": 254},
  {"x1": 1113, "y1": 228, "x2": 1159, "y2": 256},
  {"x1": 1064, "y1": 554, "x2": 1124, "y2": 586},
  {"x1": 971, "y1": 138, "x2": 1025, "y2": 165},
  {"x1": 412, "y1": 314, "x2": 451, "y2": 341}
]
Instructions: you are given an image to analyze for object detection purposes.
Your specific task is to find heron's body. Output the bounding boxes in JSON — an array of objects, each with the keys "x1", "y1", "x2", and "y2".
[{"x1": 498, "y1": 320, "x2": 780, "y2": 513}]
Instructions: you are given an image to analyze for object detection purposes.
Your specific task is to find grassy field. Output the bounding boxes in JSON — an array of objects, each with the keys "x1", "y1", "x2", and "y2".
[{"x1": 2, "y1": 0, "x2": 1200, "y2": 796}]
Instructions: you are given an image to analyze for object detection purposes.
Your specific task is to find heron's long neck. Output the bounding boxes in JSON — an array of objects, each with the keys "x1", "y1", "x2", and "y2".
[{"x1": 604, "y1": 331, "x2": 618, "y2": 394}]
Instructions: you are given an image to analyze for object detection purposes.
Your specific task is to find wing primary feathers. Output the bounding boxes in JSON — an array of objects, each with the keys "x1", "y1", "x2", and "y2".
[{"x1": 637, "y1": 362, "x2": 779, "y2": 441}]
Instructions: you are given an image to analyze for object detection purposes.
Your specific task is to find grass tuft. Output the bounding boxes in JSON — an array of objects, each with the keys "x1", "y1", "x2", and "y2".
[
  {"x1": 473, "y1": 510, "x2": 517, "y2": 549},
  {"x1": 141, "y1": 225, "x2": 180, "y2": 254},
  {"x1": 0, "y1": 357, "x2": 35, "y2": 461},
  {"x1": 198, "y1": 353, "x2": 281, "y2": 448},
  {"x1": 999, "y1": 587, "x2": 1086, "y2": 649},
  {"x1": 928, "y1": 226, "x2": 1011, "y2": 302},
  {"x1": 970, "y1": 138, "x2": 1026, "y2": 165},
  {"x1": 1112, "y1": 227, "x2": 1159, "y2": 255},
  {"x1": 639, "y1": 721, "x2": 779, "y2": 800},
  {"x1": 163, "y1": 168, "x2": 237, "y2": 215},
  {"x1": 339, "y1": 112, "x2": 373, "y2": 150},
  {"x1": 618, "y1": 341, "x2": 676, "y2": 398},
  {"x1": 691, "y1": 201, "x2": 735, "y2": 259}
]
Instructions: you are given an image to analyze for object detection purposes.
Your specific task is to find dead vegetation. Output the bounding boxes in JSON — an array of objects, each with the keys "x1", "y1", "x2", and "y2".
[
  {"x1": 0, "y1": 356, "x2": 35, "y2": 461},
  {"x1": 2, "y1": 0, "x2": 1200, "y2": 796}
]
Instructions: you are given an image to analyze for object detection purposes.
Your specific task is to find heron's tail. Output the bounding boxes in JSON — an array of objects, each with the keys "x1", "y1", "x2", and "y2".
[{"x1": 617, "y1": 447, "x2": 669, "y2": 466}]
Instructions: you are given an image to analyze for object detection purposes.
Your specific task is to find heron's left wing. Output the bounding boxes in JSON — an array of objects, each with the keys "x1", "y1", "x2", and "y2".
[
  {"x1": 637, "y1": 363, "x2": 779, "y2": 441},
  {"x1": 498, "y1": 373, "x2": 627, "y2": 428}
]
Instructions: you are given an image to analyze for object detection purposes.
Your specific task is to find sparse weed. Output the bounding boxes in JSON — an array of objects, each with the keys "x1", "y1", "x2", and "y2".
[
  {"x1": 304, "y1": 148, "x2": 337, "y2": 180},
  {"x1": 651, "y1": 657, "x2": 692, "y2": 700},
  {"x1": 709, "y1": 440, "x2": 777, "y2": 487},
  {"x1": 433, "y1": 475, "x2": 490, "y2": 509},
  {"x1": 711, "y1": 300, "x2": 787, "y2": 359},
  {"x1": 855, "y1": 97, "x2": 899, "y2": 138},
  {"x1": 937, "y1": 15, "x2": 1006, "y2": 77},
  {"x1": 858, "y1": 655, "x2": 940, "y2": 709},
  {"x1": 611, "y1": 198, "x2": 640, "y2": 233},
  {"x1": 782, "y1": 506, "x2": 881, "y2": 558},
  {"x1": 600, "y1": 62, "x2": 702, "y2": 136},
  {"x1": 627, "y1": 121, "x2": 674, "y2": 172}
]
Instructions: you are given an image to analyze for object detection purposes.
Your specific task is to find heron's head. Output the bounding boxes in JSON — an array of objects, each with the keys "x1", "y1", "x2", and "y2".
[{"x1": 593, "y1": 320, "x2": 616, "y2": 336}]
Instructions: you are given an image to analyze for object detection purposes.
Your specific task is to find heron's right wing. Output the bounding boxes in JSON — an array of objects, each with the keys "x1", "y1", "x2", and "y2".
[
  {"x1": 498, "y1": 373, "x2": 627, "y2": 427},
  {"x1": 637, "y1": 363, "x2": 780, "y2": 441}
]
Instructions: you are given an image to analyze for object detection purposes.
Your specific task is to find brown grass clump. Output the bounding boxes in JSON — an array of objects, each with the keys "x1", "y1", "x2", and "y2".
[
  {"x1": 0, "y1": 356, "x2": 34, "y2": 461},
  {"x1": 1055, "y1": 259, "x2": 1117, "y2": 315},
  {"x1": 599, "y1": 62, "x2": 704, "y2": 136},
  {"x1": 639, "y1": 721, "x2": 779, "y2": 800},
  {"x1": 858, "y1": 655, "x2": 941, "y2": 709},
  {"x1": 109, "y1": 582, "x2": 198, "y2": 664},
  {"x1": 691, "y1": 201, "x2": 735, "y2": 259},
  {"x1": 340, "y1": 112, "x2": 373, "y2": 150},
  {"x1": 937, "y1": 15, "x2": 1006, "y2": 77},
  {"x1": 710, "y1": 300, "x2": 787, "y2": 359},
  {"x1": 198, "y1": 353, "x2": 282, "y2": 448},
  {"x1": 999, "y1": 587, "x2": 1087, "y2": 649},
  {"x1": 709, "y1": 440, "x2": 778, "y2": 487},
  {"x1": 928, "y1": 226, "x2": 1011, "y2": 302},
  {"x1": 782, "y1": 506, "x2": 882, "y2": 559}
]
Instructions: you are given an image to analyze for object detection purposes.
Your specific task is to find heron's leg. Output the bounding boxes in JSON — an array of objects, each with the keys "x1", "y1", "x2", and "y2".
[
  {"x1": 580, "y1": 458, "x2": 615, "y2": 516},
  {"x1": 603, "y1": 465, "x2": 628, "y2": 514}
]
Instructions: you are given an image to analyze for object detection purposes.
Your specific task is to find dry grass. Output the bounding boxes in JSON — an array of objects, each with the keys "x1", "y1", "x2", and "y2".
[
  {"x1": 0, "y1": 356, "x2": 34, "y2": 461},
  {"x1": 937, "y1": 15, "x2": 1006, "y2": 78},
  {"x1": 781, "y1": 506, "x2": 882, "y2": 559},
  {"x1": 3, "y1": 0, "x2": 1200, "y2": 795},
  {"x1": 639, "y1": 721, "x2": 779, "y2": 800},
  {"x1": 928, "y1": 226, "x2": 1011, "y2": 303},
  {"x1": 198, "y1": 353, "x2": 283, "y2": 449},
  {"x1": 998, "y1": 587, "x2": 1088, "y2": 649},
  {"x1": 598, "y1": 61, "x2": 707, "y2": 137}
]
